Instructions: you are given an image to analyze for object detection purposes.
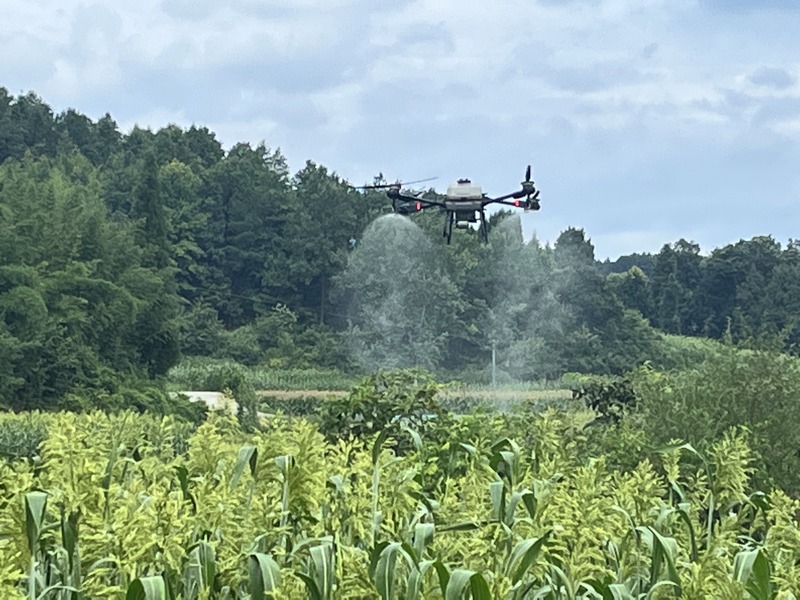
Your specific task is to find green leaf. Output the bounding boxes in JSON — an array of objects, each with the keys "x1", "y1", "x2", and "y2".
[
  {"x1": 296, "y1": 572, "x2": 322, "y2": 600},
  {"x1": 34, "y1": 584, "x2": 80, "y2": 599},
  {"x1": 126, "y1": 576, "x2": 167, "y2": 600},
  {"x1": 191, "y1": 541, "x2": 216, "y2": 591},
  {"x1": 609, "y1": 583, "x2": 636, "y2": 600},
  {"x1": 59, "y1": 508, "x2": 79, "y2": 573},
  {"x1": 369, "y1": 542, "x2": 390, "y2": 580},
  {"x1": 309, "y1": 542, "x2": 335, "y2": 600},
  {"x1": 413, "y1": 523, "x2": 435, "y2": 559},
  {"x1": 372, "y1": 428, "x2": 392, "y2": 466},
  {"x1": 643, "y1": 580, "x2": 680, "y2": 600},
  {"x1": 174, "y1": 465, "x2": 196, "y2": 511},
  {"x1": 230, "y1": 445, "x2": 258, "y2": 488},
  {"x1": 24, "y1": 491, "x2": 48, "y2": 555},
  {"x1": 459, "y1": 443, "x2": 478, "y2": 456},
  {"x1": 506, "y1": 489, "x2": 536, "y2": 525},
  {"x1": 445, "y1": 569, "x2": 491, "y2": 600},
  {"x1": 544, "y1": 564, "x2": 576, "y2": 599},
  {"x1": 674, "y1": 503, "x2": 697, "y2": 562},
  {"x1": 506, "y1": 532, "x2": 550, "y2": 584},
  {"x1": 490, "y1": 480, "x2": 506, "y2": 522},
  {"x1": 274, "y1": 454, "x2": 295, "y2": 476},
  {"x1": 374, "y1": 542, "x2": 399, "y2": 600},
  {"x1": 402, "y1": 425, "x2": 423, "y2": 453},
  {"x1": 406, "y1": 560, "x2": 435, "y2": 600},
  {"x1": 433, "y1": 561, "x2": 450, "y2": 597},
  {"x1": 248, "y1": 552, "x2": 281, "y2": 600},
  {"x1": 733, "y1": 548, "x2": 772, "y2": 600},
  {"x1": 637, "y1": 527, "x2": 681, "y2": 596},
  {"x1": 437, "y1": 521, "x2": 480, "y2": 533}
]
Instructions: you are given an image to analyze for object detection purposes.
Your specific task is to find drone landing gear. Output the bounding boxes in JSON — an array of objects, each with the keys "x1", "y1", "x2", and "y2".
[
  {"x1": 479, "y1": 208, "x2": 489, "y2": 243},
  {"x1": 442, "y1": 209, "x2": 489, "y2": 244},
  {"x1": 443, "y1": 211, "x2": 455, "y2": 244}
]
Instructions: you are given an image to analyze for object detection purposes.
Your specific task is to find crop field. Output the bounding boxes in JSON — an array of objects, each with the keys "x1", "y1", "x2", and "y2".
[
  {"x1": 1, "y1": 401, "x2": 798, "y2": 599},
  {"x1": 168, "y1": 361, "x2": 358, "y2": 393},
  {"x1": 257, "y1": 388, "x2": 574, "y2": 418}
]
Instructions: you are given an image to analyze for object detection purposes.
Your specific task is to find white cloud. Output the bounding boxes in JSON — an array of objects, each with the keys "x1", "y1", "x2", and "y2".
[{"x1": 2, "y1": 0, "x2": 800, "y2": 257}]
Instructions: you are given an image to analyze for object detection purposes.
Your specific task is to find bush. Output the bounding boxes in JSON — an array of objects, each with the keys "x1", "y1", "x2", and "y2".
[
  {"x1": 58, "y1": 379, "x2": 207, "y2": 424},
  {"x1": 259, "y1": 394, "x2": 321, "y2": 417},
  {"x1": 632, "y1": 346, "x2": 800, "y2": 492},
  {"x1": 167, "y1": 357, "x2": 356, "y2": 392},
  {"x1": 316, "y1": 369, "x2": 449, "y2": 451},
  {"x1": 651, "y1": 334, "x2": 723, "y2": 371},
  {"x1": 573, "y1": 375, "x2": 636, "y2": 425},
  {"x1": 0, "y1": 416, "x2": 47, "y2": 460}
]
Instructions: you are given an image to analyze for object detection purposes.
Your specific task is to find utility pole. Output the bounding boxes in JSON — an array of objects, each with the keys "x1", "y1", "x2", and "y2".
[{"x1": 491, "y1": 341, "x2": 497, "y2": 388}]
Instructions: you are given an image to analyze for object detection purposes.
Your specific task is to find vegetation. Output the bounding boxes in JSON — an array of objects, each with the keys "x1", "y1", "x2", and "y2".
[
  {"x1": 3, "y1": 88, "x2": 800, "y2": 413},
  {"x1": 167, "y1": 359, "x2": 357, "y2": 393}
]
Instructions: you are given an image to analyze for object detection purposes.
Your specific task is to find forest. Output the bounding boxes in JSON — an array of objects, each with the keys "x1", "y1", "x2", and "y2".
[{"x1": 2, "y1": 87, "x2": 800, "y2": 412}]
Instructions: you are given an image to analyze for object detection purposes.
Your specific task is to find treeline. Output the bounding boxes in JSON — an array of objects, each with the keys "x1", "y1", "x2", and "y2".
[
  {"x1": 1, "y1": 88, "x2": 798, "y2": 409},
  {"x1": 602, "y1": 237, "x2": 800, "y2": 347}
]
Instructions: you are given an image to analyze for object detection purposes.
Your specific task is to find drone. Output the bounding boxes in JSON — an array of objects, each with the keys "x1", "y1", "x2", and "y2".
[{"x1": 358, "y1": 166, "x2": 540, "y2": 243}]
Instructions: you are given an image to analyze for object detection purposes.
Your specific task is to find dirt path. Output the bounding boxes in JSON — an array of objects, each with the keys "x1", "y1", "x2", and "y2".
[{"x1": 256, "y1": 389, "x2": 347, "y2": 398}]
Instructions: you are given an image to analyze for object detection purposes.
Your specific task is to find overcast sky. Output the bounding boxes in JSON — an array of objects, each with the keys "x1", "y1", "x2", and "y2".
[{"x1": 2, "y1": 0, "x2": 799, "y2": 259}]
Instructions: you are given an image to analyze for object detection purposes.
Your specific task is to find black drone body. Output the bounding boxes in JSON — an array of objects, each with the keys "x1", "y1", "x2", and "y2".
[{"x1": 361, "y1": 166, "x2": 540, "y2": 243}]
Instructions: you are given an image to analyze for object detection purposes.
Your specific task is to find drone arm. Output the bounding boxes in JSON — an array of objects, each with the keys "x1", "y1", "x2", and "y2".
[
  {"x1": 484, "y1": 190, "x2": 527, "y2": 204},
  {"x1": 390, "y1": 191, "x2": 446, "y2": 208},
  {"x1": 484, "y1": 189, "x2": 541, "y2": 210}
]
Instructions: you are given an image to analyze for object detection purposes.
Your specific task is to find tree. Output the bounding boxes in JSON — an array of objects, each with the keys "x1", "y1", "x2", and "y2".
[
  {"x1": 0, "y1": 152, "x2": 183, "y2": 408},
  {"x1": 650, "y1": 245, "x2": 683, "y2": 333},
  {"x1": 332, "y1": 215, "x2": 461, "y2": 372},
  {"x1": 205, "y1": 143, "x2": 296, "y2": 326},
  {"x1": 554, "y1": 227, "x2": 595, "y2": 268},
  {"x1": 1, "y1": 91, "x2": 58, "y2": 159},
  {"x1": 292, "y1": 161, "x2": 384, "y2": 324},
  {"x1": 607, "y1": 266, "x2": 653, "y2": 319},
  {"x1": 695, "y1": 236, "x2": 781, "y2": 339},
  {"x1": 131, "y1": 152, "x2": 170, "y2": 268}
]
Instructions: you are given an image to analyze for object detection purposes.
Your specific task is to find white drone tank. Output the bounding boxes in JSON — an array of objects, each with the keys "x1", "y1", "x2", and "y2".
[{"x1": 446, "y1": 179, "x2": 483, "y2": 200}]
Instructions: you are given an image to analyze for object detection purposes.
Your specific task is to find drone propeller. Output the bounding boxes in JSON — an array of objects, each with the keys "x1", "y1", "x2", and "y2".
[
  {"x1": 355, "y1": 176, "x2": 438, "y2": 190},
  {"x1": 513, "y1": 164, "x2": 540, "y2": 209}
]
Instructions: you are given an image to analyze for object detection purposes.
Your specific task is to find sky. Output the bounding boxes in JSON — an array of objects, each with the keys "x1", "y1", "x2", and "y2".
[{"x1": 2, "y1": 0, "x2": 800, "y2": 259}]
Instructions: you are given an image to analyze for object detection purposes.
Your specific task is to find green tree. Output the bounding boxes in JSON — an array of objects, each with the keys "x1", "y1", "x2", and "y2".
[
  {"x1": 607, "y1": 266, "x2": 653, "y2": 319},
  {"x1": 131, "y1": 152, "x2": 170, "y2": 268},
  {"x1": 206, "y1": 143, "x2": 296, "y2": 326},
  {"x1": 695, "y1": 236, "x2": 781, "y2": 339},
  {"x1": 0, "y1": 152, "x2": 182, "y2": 407},
  {"x1": 332, "y1": 215, "x2": 461, "y2": 372},
  {"x1": 292, "y1": 161, "x2": 383, "y2": 325}
]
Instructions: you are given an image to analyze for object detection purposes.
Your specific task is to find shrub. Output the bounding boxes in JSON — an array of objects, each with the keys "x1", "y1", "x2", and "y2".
[
  {"x1": 259, "y1": 394, "x2": 320, "y2": 417},
  {"x1": 58, "y1": 379, "x2": 207, "y2": 424},
  {"x1": 316, "y1": 369, "x2": 449, "y2": 450},
  {"x1": 0, "y1": 416, "x2": 47, "y2": 460},
  {"x1": 573, "y1": 375, "x2": 636, "y2": 425},
  {"x1": 632, "y1": 346, "x2": 800, "y2": 492}
]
